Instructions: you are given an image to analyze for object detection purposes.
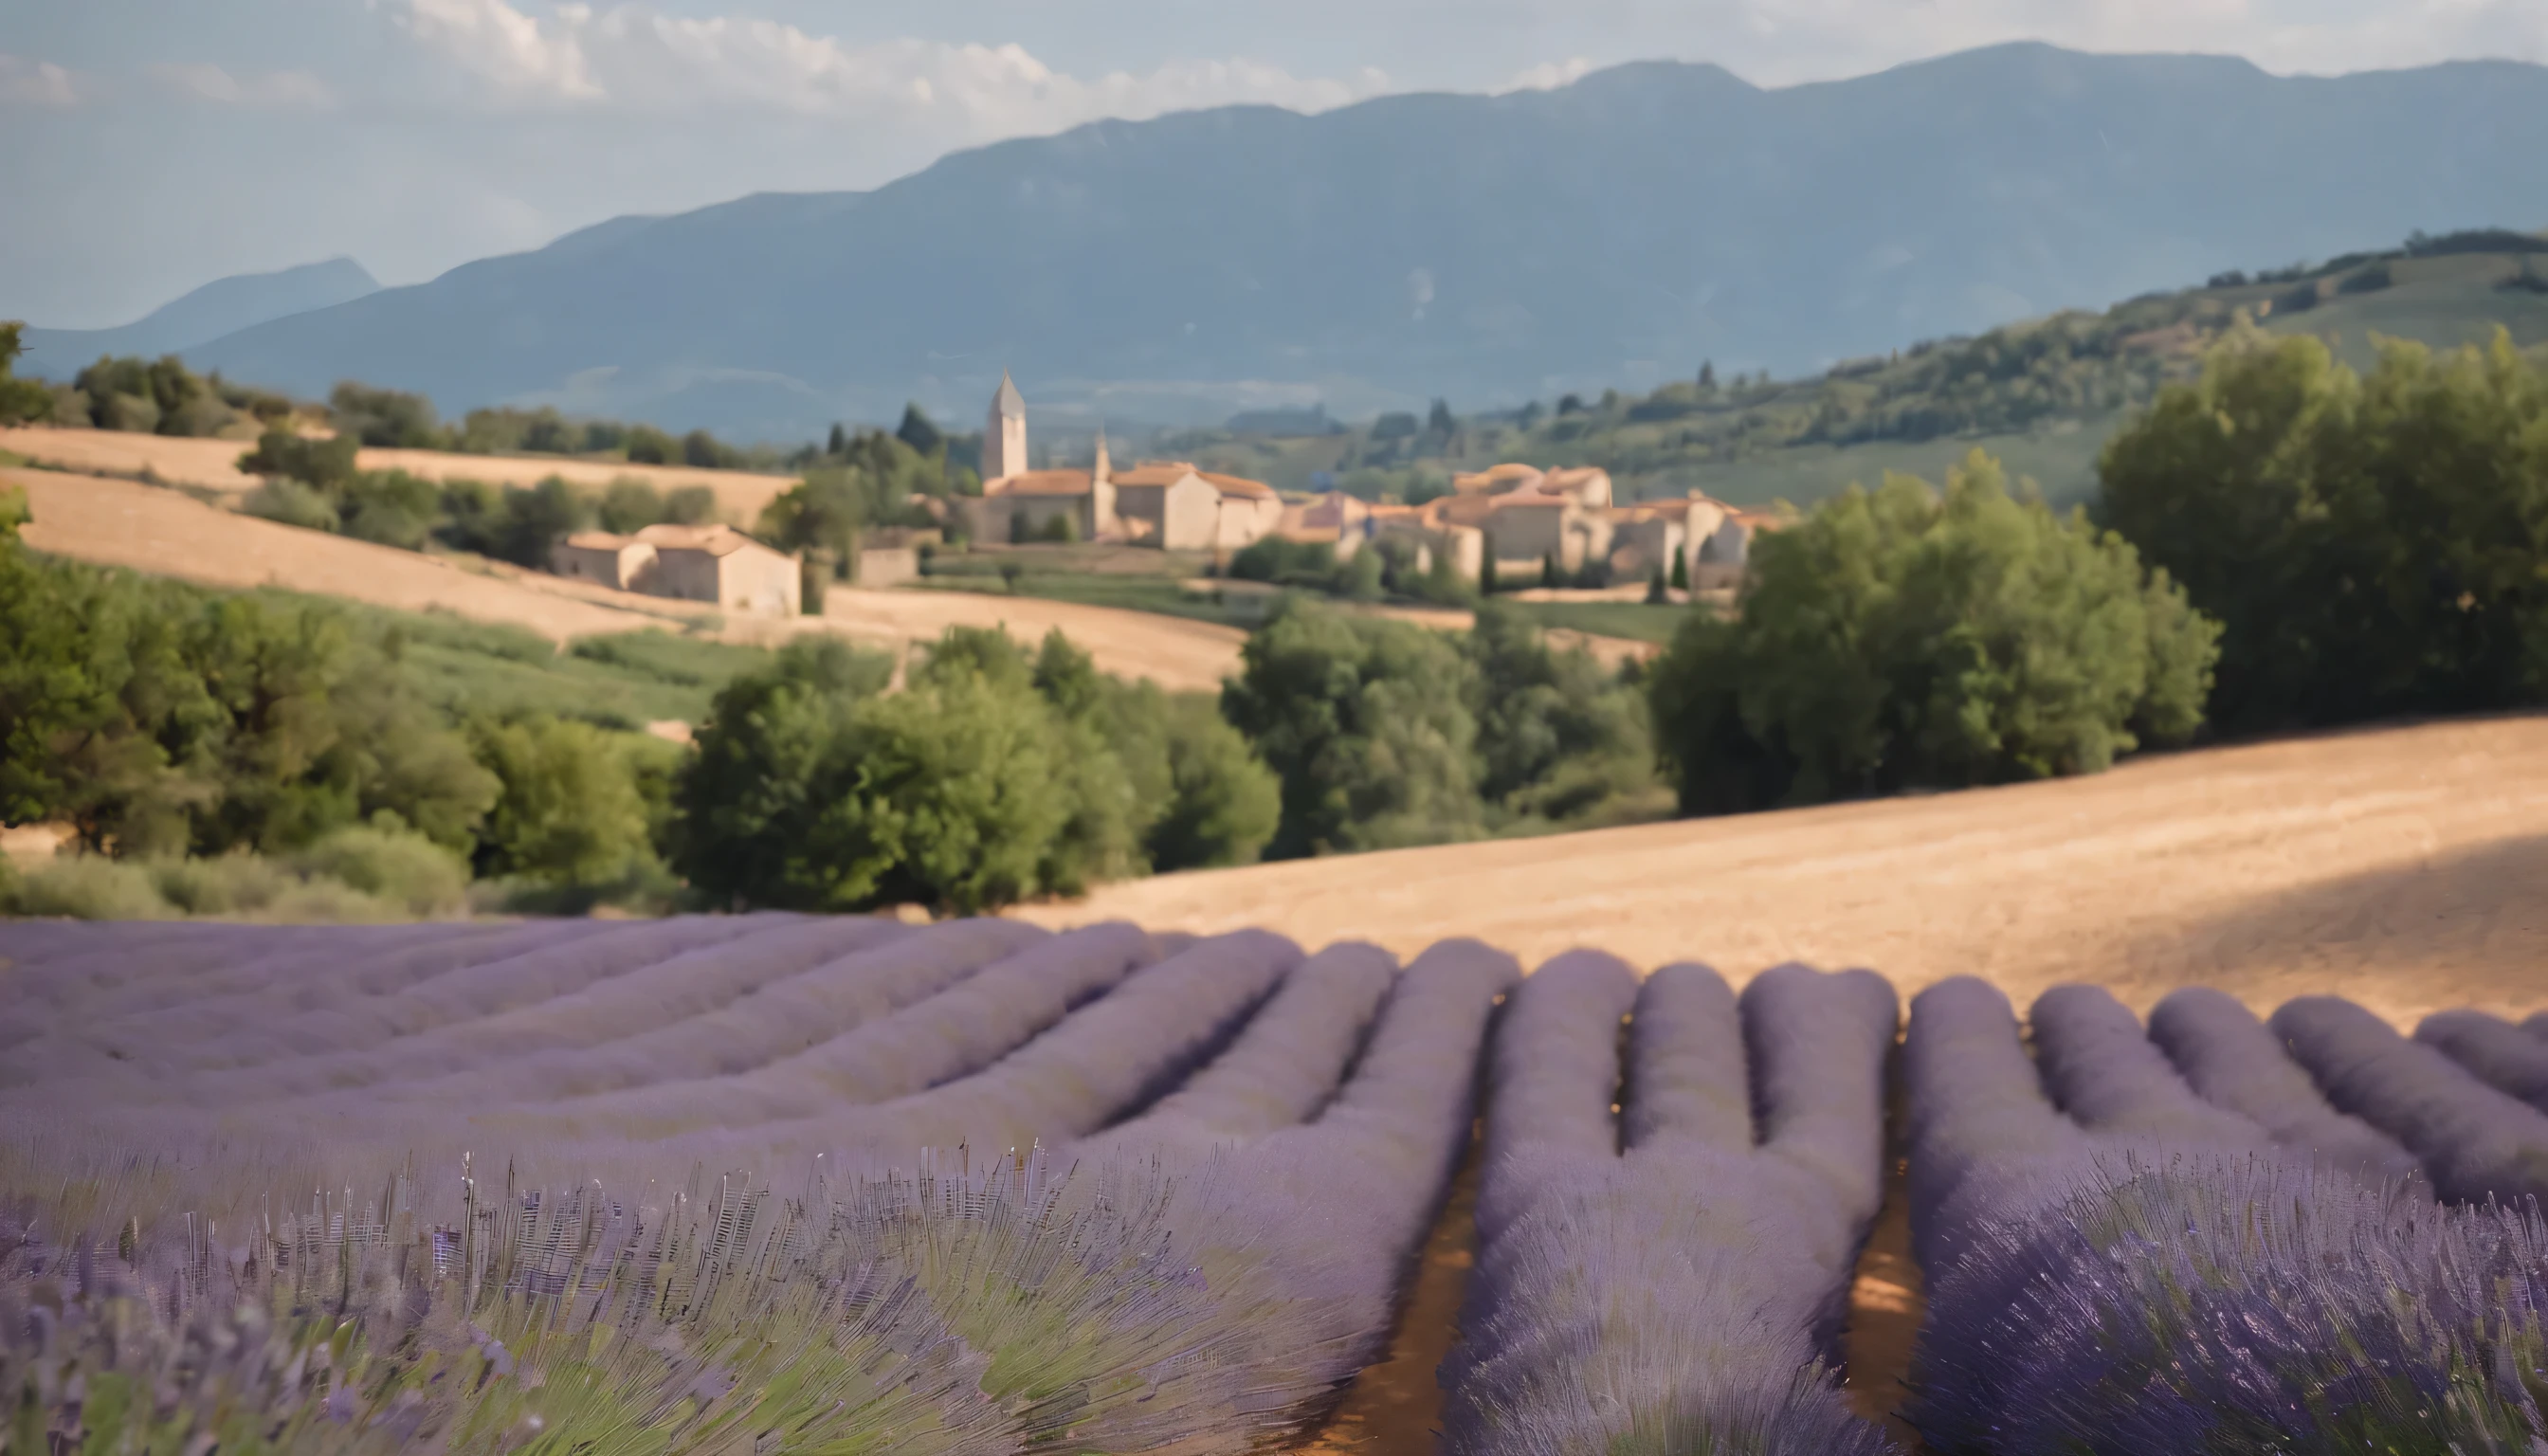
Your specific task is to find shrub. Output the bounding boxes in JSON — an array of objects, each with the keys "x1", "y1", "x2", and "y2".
[
  {"x1": 238, "y1": 425, "x2": 359, "y2": 491},
  {"x1": 337, "y1": 469, "x2": 442, "y2": 549},
  {"x1": 241, "y1": 477, "x2": 341, "y2": 532},
  {"x1": 1650, "y1": 449, "x2": 2218, "y2": 813},
  {"x1": 145, "y1": 850, "x2": 297, "y2": 916},
  {"x1": 288, "y1": 820, "x2": 470, "y2": 917},
  {"x1": 328, "y1": 381, "x2": 445, "y2": 448},
  {"x1": 1, "y1": 854, "x2": 171, "y2": 919}
]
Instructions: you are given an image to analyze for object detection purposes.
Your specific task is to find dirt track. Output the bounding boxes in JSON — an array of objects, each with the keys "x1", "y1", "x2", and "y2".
[
  {"x1": 1022, "y1": 714, "x2": 2548, "y2": 1028},
  {"x1": 0, "y1": 426, "x2": 797, "y2": 521}
]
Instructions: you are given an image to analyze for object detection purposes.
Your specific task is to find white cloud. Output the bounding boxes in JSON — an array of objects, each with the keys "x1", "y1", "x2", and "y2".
[
  {"x1": 148, "y1": 62, "x2": 336, "y2": 107},
  {"x1": 388, "y1": 0, "x2": 1392, "y2": 137},
  {"x1": 0, "y1": 54, "x2": 80, "y2": 107},
  {"x1": 1501, "y1": 56, "x2": 1596, "y2": 91},
  {"x1": 393, "y1": 0, "x2": 601, "y2": 100}
]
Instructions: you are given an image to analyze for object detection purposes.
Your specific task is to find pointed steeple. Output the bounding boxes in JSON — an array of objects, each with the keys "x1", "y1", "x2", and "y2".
[{"x1": 993, "y1": 370, "x2": 1026, "y2": 421}]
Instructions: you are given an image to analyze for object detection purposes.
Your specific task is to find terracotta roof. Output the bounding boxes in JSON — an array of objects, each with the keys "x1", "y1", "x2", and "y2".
[
  {"x1": 1280, "y1": 526, "x2": 1343, "y2": 544},
  {"x1": 989, "y1": 469, "x2": 1095, "y2": 498},
  {"x1": 632, "y1": 523, "x2": 757, "y2": 557},
  {"x1": 562, "y1": 531, "x2": 639, "y2": 551},
  {"x1": 1200, "y1": 472, "x2": 1277, "y2": 500},
  {"x1": 1109, "y1": 464, "x2": 1202, "y2": 488},
  {"x1": 1454, "y1": 463, "x2": 1544, "y2": 493},
  {"x1": 1487, "y1": 492, "x2": 1568, "y2": 512}
]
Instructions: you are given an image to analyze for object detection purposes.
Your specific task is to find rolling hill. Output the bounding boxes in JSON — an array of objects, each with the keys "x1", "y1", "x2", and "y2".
[
  {"x1": 160, "y1": 44, "x2": 2548, "y2": 441},
  {"x1": 17, "y1": 257, "x2": 378, "y2": 381},
  {"x1": 1164, "y1": 231, "x2": 2548, "y2": 507}
]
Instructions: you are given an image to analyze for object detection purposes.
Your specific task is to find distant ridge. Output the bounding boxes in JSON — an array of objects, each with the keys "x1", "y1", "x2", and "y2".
[
  {"x1": 152, "y1": 44, "x2": 2548, "y2": 440},
  {"x1": 21, "y1": 258, "x2": 379, "y2": 381}
]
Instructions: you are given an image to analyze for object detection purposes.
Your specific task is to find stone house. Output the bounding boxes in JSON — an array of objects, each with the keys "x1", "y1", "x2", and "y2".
[
  {"x1": 554, "y1": 532, "x2": 661, "y2": 592},
  {"x1": 549, "y1": 522, "x2": 802, "y2": 616}
]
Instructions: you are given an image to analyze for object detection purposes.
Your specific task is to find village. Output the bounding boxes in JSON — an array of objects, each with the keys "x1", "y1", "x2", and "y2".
[{"x1": 541, "y1": 371, "x2": 1780, "y2": 618}]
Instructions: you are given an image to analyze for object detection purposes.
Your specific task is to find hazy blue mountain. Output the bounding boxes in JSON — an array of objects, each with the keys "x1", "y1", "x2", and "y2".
[
  {"x1": 181, "y1": 44, "x2": 2548, "y2": 442},
  {"x1": 20, "y1": 258, "x2": 379, "y2": 381}
]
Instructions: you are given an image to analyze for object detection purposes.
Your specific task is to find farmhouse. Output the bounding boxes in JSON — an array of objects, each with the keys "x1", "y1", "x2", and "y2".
[
  {"x1": 967, "y1": 374, "x2": 1279, "y2": 550},
  {"x1": 547, "y1": 521, "x2": 802, "y2": 616}
]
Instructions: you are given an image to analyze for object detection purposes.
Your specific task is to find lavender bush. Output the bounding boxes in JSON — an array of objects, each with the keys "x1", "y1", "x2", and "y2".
[
  {"x1": 2275, "y1": 995, "x2": 2548, "y2": 1209},
  {"x1": 1907, "y1": 979, "x2": 2548, "y2": 1455},
  {"x1": 2418, "y1": 1009, "x2": 2548, "y2": 1113},
  {"x1": 0, "y1": 934, "x2": 1522, "y2": 1456},
  {"x1": 2147, "y1": 986, "x2": 2427, "y2": 1189},
  {"x1": 1442, "y1": 958, "x2": 1901, "y2": 1456}
]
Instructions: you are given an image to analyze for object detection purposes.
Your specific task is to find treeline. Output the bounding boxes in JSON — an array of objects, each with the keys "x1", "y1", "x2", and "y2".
[
  {"x1": 755, "y1": 413, "x2": 983, "y2": 579},
  {"x1": 1644, "y1": 323, "x2": 2548, "y2": 811},
  {"x1": 2098, "y1": 324, "x2": 2548, "y2": 734},
  {"x1": 0, "y1": 486, "x2": 690, "y2": 919},
  {"x1": 235, "y1": 426, "x2": 719, "y2": 564},
  {"x1": 0, "y1": 483, "x2": 1284, "y2": 919}
]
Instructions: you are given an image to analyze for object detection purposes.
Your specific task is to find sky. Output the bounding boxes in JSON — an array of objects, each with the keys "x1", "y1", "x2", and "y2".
[{"x1": 5, "y1": 0, "x2": 2545, "y2": 328}]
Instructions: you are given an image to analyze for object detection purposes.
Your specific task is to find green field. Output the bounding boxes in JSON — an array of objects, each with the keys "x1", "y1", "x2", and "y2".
[
  {"x1": 330, "y1": 601, "x2": 774, "y2": 728},
  {"x1": 1503, "y1": 600, "x2": 1696, "y2": 645}
]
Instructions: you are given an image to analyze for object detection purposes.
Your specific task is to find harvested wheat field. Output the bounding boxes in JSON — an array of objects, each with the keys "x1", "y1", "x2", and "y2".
[
  {"x1": 0, "y1": 425, "x2": 797, "y2": 520},
  {"x1": 7, "y1": 464, "x2": 1248, "y2": 690},
  {"x1": 1021, "y1": 713, "x2": 2548, "y2": 1029},
  {"x1": 6, "y1": 465, "x2": 677, "y2": 638}
]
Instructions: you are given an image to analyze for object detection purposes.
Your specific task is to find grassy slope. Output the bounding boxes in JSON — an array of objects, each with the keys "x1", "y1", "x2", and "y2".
[{"x1": 1162, "y1": 238, "x2": 2548, "y2": 512}]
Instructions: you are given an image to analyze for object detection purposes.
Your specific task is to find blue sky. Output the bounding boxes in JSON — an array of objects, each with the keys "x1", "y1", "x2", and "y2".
[{"x1": 6, "y1": 0, "x2": 2543, "y2": 327}]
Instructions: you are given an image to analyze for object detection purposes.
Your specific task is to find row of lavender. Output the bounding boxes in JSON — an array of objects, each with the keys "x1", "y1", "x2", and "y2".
[
  {"x1": 13, "y1": 917, "x2": 2548, "y2": 1452},
  {"x1": 1904, "y1": 981, "x2": 2548, "y2": 1453},
  {"x1": 0, "y1": 918, "x2": 1516, "y2": 1452}
]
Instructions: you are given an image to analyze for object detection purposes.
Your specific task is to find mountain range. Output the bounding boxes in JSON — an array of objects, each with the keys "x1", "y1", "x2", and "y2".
[
  {"x1": 44, "y1": 44, "x2": 2548, "y2": 442},
  {"x1": 18, "y1": 258, "x2": 379, "y2": 383}
]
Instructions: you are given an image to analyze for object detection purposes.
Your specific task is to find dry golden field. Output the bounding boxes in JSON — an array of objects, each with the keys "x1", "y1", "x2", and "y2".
[
  {"x1": 0, "y1": 425, "x2": 798, "y2": 521},
  {"x1": 1021, "y1": 713, "x2": 2548, "y2": 1029},
  {"x1": 6, "y1": 465, "x2": 1250, "y2": 691}
]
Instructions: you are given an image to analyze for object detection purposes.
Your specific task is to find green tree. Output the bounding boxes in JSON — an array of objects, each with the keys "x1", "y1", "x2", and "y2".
[
  {"x1": 0, "y1": 497, "x2": 213, "y2": 853},
  {"x1": 598, "y1": 478, "x2": 667, "y2": 534},
  {"x1": 2099, "y1": 326, "x2": 2548, "y2": 732},
  {"x1": 0, "y1": 324, "x2": 53, "y2": 426},
  {"x1": 896, "y1": 404, "x2": 945, "y2": 457},
  {"x1": 1465, "y1": 600, "x2": 1656, "y2": 824},
  {"x1": 626, "y1": 425, "x2": 678, "y2": 465},
  {"x1": 492, "y1": 477, "x2": 596, "y2": 567},
  {"x1": 1650, "y1": 449, "x2": 2217, "y2": 813},
  {"x1": 1221, "y1": 601, "x2": 1483, "y2": 857},
  {"x1": 329, "y1": 382, "x2": 446, "y2": 448},
  {"x1": 467, "y1": 714, "x2": 655, "y2": 888},
  {"x1": 1480, "y1": 541, "x2": 1501, "y2": 594},
  {"x1": 1670, "y1": 548, "x2": 1689, "y2": 592},
  {"x1": 1147, "y1": 695, "x2": 1282, "y2": 870},
  {"x1": 338, "y1": 470, "x2": 442, "y2": 549},
  {"x1": 238, "y1": 425, "x2": 359, "y2": 492},
  {"x1": 1647, "y1": 565, "x2": 1668, "y2": 603}
]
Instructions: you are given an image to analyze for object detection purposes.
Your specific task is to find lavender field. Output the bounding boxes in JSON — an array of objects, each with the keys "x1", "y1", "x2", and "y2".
[{"x1": 7, "y1": 917, "x2": 2548, "y2": 1453}]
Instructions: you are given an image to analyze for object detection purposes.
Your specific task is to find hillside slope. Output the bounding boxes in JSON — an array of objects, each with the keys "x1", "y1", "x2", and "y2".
[
  {"x1": 19, "y1": 258, "x2": 378, "y2": 380},
  {"x1": 173, "y1": 46, "x2": 2548, "y2": 439},
  {"x1": 1171, "y1": 233, "x2": 2548, "y2": 507},
  {"x1": 1018, "y1": 714, "x2": 2548, "y2": 1028}
]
